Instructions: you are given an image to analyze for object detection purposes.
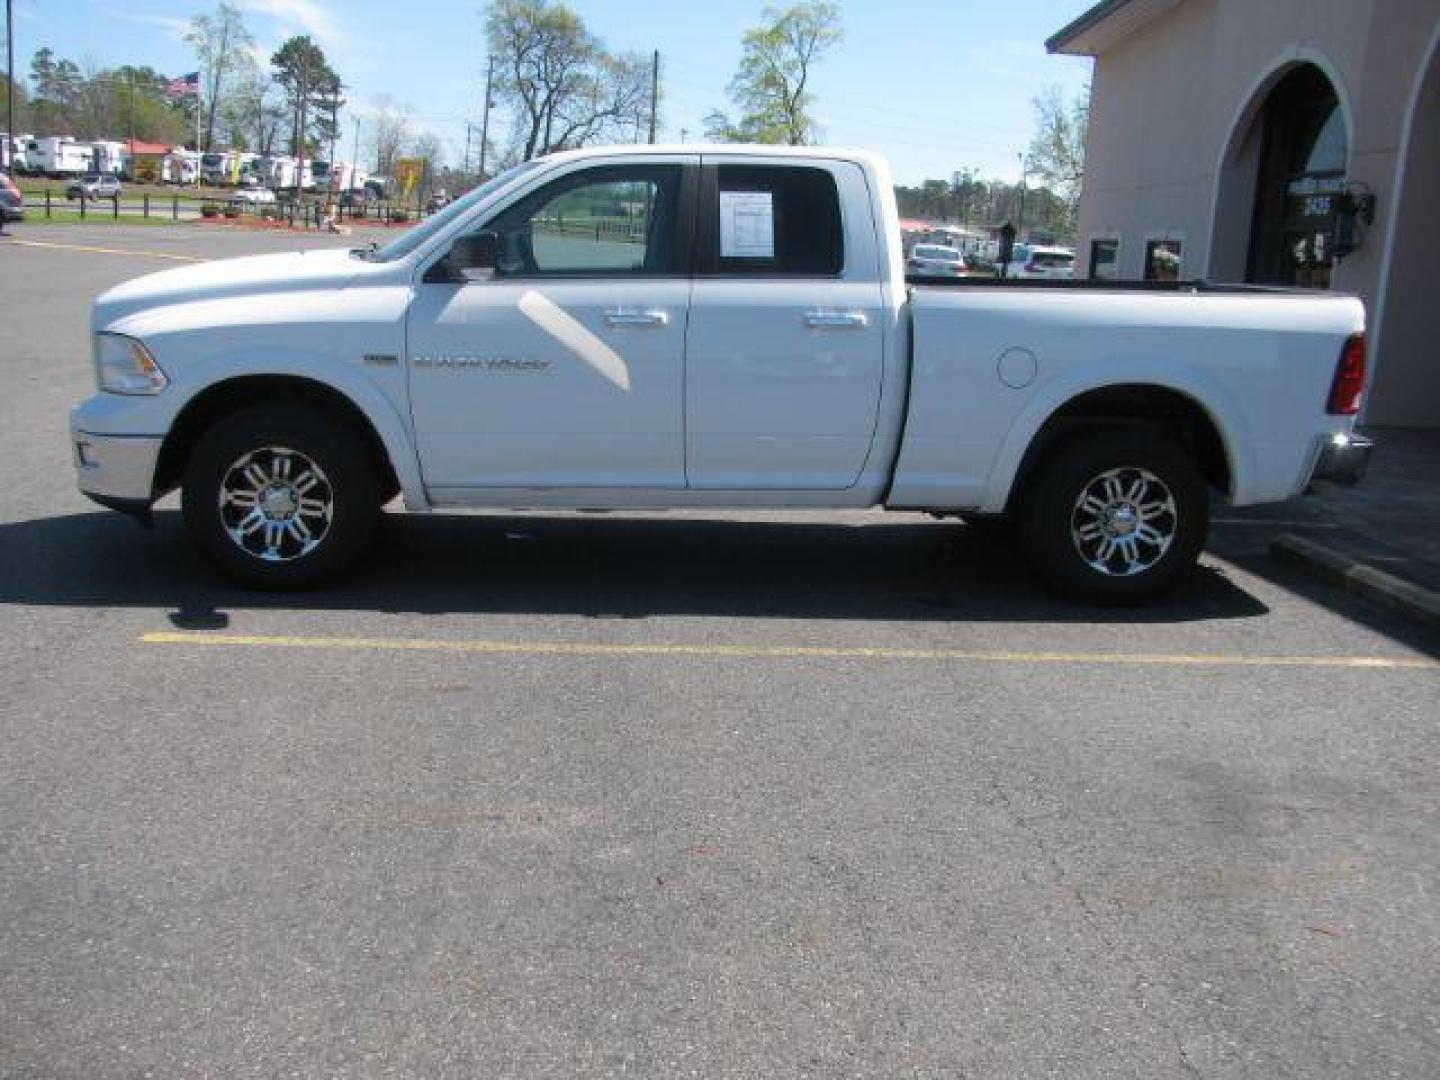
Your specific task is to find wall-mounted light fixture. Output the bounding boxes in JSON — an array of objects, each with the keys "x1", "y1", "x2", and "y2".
[{"x1": 1333, "y1": 184, "x2": 1377, "y2": 260}]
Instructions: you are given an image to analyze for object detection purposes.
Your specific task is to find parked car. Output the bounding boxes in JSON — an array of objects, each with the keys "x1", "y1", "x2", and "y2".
[
  {"x1": 66, "y1": 174, "x2": 122, "y2": 200},
  {"x1": 907, "y1": 243, "x2": 967, "y2": 277},
  {"x1": 0, "y1": 172, "x2": 23, "y2": 221},
  {"x1": 1004, "y1": 244, "x2": 1077, "y2": 280},
  {"x1": 339, "y1": 188, "x2": 375, "y2": 209},
  {"x1": 426, "y1": 189, "x2": 451, "y2": 212},
  {"x1": 231, "y1": 187, "x2": 277, "y2": 206},
  {"x1": 67, "y1": 174, "x2": 114, "y2": 199},
  {"x1": 71, "y1": 144, "x2": 1371, "y2": 603}
]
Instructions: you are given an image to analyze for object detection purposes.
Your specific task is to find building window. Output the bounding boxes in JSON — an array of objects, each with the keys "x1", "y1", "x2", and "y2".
[
  {"x1": 1090, "y1": 239, "x2": 1119, "y2": 281},
  {"x1": 1144, "y1": 239, "x2": 1183, "y2": 282}
]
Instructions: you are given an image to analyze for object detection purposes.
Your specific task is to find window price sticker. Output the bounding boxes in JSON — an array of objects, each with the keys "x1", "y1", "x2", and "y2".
[{"x1": 720, "y1": 191, "x2": 775, "y2": 258}]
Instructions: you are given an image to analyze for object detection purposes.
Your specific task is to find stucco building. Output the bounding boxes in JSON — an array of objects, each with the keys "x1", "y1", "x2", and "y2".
[{"x1": 1049, "y1": 0, "x2": 1440, "y2": 426}]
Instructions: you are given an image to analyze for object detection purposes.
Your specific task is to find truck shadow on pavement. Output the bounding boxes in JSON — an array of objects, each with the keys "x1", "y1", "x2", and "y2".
[{"x1": 2, "y1": 509, "x2": 1272, "y2": 625}]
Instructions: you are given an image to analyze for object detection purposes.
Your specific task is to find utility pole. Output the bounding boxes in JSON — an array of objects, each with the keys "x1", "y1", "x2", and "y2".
[
  {"x1": 647, "y1": 49, "x2": 659, "y2": 144},
  {"x1": 478, "y1": 54, "x2": 494, "y2": 181},
  {"x1": 6, "y1": 0, "x2": 15, "y2": 172}
]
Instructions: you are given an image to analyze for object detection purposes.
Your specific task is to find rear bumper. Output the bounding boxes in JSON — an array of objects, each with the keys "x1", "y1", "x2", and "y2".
[
  {"x1": 72, "y1": 429, "x2": 162, "y2": 503},
  {"x1": 1308, "y1": 431, "x2": 1373, "y2": 488}
]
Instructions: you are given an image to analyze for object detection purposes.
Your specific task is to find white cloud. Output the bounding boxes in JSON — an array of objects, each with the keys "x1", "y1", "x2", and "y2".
[
  {"x1": 237, "y1": 0, "x2": 342, "y2": 51},
  {"x1": 237, "y1": 0, "x2": 382, "y2": 83},
  {"x1": 98, "y1": 7, "x2": 190, "y2": 41}
]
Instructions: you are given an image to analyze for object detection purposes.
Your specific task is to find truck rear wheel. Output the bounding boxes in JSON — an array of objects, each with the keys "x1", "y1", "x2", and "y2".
[
  {"x1": 1018, "y1": 430, "x2": 1208, "y2": 604},
  {"x1": 182, "y1": 405, "x2": 380, "y2": 588}
]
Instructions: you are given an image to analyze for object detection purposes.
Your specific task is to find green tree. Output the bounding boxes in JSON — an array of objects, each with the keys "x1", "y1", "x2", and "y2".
[
  {"x1": 706, "y1": 2, "x2": 842, "y2": 145},
  {"x1": 271, "y1": 35, "x2": 337, "y2": 183},
  {"x1": 1026, "y1": 84, "x2": 1088, "y2": 226},
  {"x1": 29, "y1": 48, "x2": 84, "y2": 134},
  {"x1": 2, "y1": 74, "x2": 28, "y2": 138}
]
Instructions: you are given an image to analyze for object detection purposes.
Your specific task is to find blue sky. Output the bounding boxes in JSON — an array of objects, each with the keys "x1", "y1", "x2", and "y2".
[{"x1": 16, "y1": 0, "x2": 1096, "y2": 184}]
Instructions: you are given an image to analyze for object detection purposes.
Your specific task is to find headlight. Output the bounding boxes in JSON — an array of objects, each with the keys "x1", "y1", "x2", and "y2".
[{"x1": 95, "y1": 332, "x2": 169, "y2": 395}]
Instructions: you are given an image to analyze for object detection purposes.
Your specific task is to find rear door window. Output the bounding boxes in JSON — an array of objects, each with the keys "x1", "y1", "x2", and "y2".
[{"x1": 707, "y1": 164, "x2": 844, "y2": 276}]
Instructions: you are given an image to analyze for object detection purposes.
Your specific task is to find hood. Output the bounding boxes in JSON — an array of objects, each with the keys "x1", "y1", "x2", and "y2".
[{"x1": 92, "y1": 247, "x2": 363, "y2": 332}]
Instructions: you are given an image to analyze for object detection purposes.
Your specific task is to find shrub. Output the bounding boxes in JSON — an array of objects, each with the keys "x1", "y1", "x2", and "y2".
[
  {"x1": 200, "y1": 203, "x2": 221, "y2": 219},
  {"x1": 222, "y1": 203, "x2": 241, "y2": 219}
]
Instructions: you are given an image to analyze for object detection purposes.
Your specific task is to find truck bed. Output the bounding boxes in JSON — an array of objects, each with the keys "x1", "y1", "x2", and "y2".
[{"x1": 905, "y1": 274, "x2": 1323, "y2": 295}]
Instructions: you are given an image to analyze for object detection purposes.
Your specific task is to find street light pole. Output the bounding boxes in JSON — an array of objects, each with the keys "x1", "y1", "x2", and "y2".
[
  {"x1": 1016, "y1": 152, "x2": 1027, "y2": 236},
  {"x1": 478, "y1": 54, "x2": 494, "y2": 181}
]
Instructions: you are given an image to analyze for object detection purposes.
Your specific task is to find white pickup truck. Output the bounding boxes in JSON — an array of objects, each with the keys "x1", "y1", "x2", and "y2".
[{"x1": 71, "y1": 145, "x2": 1372, "y2": 602}]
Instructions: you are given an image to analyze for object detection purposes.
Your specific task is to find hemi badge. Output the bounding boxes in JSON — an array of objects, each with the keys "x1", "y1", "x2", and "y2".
[{"x1": 364, "y1": 354, "x2": 398, "y2": 367}]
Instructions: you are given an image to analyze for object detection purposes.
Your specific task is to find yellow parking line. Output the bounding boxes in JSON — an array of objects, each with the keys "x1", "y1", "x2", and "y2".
[
  {"x1": 138, "y1": 631, "x2": 1439, "y2": 670},
  {"x1": 5, "y1": 238, "x2": 203, "y2": 262}
]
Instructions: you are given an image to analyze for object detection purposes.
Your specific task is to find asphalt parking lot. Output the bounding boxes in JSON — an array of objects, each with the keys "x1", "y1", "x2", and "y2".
[{"x1": 1, "y1": 222, "x2": 1437, "y2": 1079}]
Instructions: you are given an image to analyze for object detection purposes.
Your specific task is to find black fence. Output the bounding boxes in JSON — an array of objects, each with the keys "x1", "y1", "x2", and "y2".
[{"x1": 17, "y1": 188, "x2": 437, "y2": 229}]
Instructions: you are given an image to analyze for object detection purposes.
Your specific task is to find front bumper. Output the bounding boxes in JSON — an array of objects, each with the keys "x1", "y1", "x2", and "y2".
[
  {"x1": 1308, "y1": 431, "x2": 1374, "y2": 488},
  {"x1": 72, "y1": 429, "x2": 162, "y2": 504}
]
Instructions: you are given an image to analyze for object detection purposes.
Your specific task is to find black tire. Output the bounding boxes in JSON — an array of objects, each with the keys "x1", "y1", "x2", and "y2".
[
  {"x1": 1017, "y1": 429, "x2": 1208, "y2": 604},
  {"x1": 182, "y1": 404, "x2": 380, "y2": 589}
]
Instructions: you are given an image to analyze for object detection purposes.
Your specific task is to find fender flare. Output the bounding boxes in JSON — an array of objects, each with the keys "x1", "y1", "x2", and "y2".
[
  {"x1": 979, "y1": 364, "x2": 1253, "y2": 514},
  {"x1": 170, "y1": 349, "x2": 429, "y2": 510}
]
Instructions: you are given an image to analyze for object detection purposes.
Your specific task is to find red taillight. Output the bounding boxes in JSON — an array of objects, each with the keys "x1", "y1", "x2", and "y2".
[{"x1": 1327, "y1": 333, "x2": 1366, "y2": 415}]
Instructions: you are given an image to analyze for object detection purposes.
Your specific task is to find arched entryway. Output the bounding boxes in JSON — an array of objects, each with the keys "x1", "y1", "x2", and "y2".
[
  {"x1": 1370, "y1": 27, "x2": 1440, "y2": 426},
  {"x1": 1246, "y1": 66, "x2": 1348, "y2": 287},
  {"x1": 1209, "y1": 58, "x2": 1350, "y2": 286}
]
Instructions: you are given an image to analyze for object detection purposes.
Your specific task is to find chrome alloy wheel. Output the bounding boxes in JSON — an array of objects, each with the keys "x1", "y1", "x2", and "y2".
[
  {"x1": 218, "y1": 446, "x2": 334, "y2": 563},
  {"x1": 1070, "y1": 466, "x2": 1178, "y2": 577}
]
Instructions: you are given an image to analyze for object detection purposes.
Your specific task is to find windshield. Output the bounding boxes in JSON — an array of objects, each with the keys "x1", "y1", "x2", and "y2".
[{"x1": 369, "y1": 161, "x2": 543, "y2": 263}]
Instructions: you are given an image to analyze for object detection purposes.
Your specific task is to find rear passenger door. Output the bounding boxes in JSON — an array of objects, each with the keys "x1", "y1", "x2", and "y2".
[{"x1": 684, "y1": 158, "x2": 886, "y2": 490}]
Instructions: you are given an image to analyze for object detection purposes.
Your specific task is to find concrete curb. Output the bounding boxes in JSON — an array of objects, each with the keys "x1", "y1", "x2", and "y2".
[{"x1": 1270, "y1": 532, "x2": 1440, "y2": 631}]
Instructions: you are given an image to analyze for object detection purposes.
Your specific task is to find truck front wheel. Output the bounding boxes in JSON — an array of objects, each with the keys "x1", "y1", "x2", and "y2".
[
  {"x1": 1018, "y1": 430, "x2": 1208, "y2": 604},
  {"x1": 182, "y1": 404, "x2": 380, "y2": 588}
]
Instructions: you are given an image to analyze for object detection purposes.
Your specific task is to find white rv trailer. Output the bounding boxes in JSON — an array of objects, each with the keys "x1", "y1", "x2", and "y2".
[{"x1": 27, "y1": 137, "x2": 93, "y2": 177}]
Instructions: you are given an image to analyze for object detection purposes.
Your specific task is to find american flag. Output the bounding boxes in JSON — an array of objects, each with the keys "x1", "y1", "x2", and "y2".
[{"x1": 166, "y1": 72, "x2": 201, "y2": 100}]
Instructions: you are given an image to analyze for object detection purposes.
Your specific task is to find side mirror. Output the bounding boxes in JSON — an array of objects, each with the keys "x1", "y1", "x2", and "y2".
[{"x1": 434, "y1": 231, "x2": 498, "y2": 282}]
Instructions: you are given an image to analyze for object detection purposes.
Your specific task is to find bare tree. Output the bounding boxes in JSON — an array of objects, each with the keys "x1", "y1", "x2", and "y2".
[
  {"x1": 222, "y1": 55, "x2": 285, "y2": 155},
  {"x1": 369, "y1": 96, "x2": 414, "y2": 175},
  {"x1": 187, "y1": 2, "x2": 254, "y2": 151},
  {"x1": 486, "y1": 0, "x2": 652, "y2": 159},
  {"x1": 707, "y1": 2, "x2": 842, "y2": 145}
]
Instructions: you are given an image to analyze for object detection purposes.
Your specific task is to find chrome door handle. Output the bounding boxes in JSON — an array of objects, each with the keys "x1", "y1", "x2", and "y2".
[
  {"x1": 804, "y1": 310, "x2": 868, "y2": 329},
  {"x1": 604, "y1": 308, "x2": 668, "y2": 328}
]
